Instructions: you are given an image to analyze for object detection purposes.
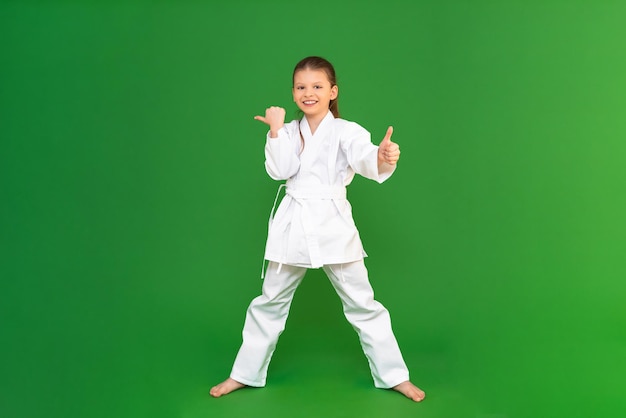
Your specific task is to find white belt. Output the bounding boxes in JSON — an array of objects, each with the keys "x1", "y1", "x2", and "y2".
[{"x1": 286, "y1": 185, "x2": 346, "y2": 200}]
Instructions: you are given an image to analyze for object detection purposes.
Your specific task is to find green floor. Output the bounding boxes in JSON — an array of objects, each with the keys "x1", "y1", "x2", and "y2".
[
  {"x1": 2, "y1": 1, "x2": 625, "y2": 417},
  {"x1": 3, "y1": 262, "x2": 624, "y2": 418}
]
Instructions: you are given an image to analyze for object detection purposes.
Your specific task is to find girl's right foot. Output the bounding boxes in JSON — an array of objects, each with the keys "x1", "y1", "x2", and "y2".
[{"x1": 392, "y1": 381, "x2": 426, "y2": 402}]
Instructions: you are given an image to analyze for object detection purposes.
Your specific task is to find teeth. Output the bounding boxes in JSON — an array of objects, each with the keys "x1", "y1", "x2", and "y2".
[{"x1": 304, "y1": 101, "x2": 317, "y2": 104}]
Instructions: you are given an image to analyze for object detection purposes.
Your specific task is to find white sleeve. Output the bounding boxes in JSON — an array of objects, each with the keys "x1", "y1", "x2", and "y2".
[
  {"x1": 342, "y1": 122, "x2": 396, "y2": 184},
  {"x1": 264, "y1": 124, "x2": 301, "y2": 180}
]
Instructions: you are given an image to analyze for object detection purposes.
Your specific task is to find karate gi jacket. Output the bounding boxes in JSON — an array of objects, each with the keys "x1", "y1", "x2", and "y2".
[{"x1": 263, "y1": 110, "x2": 395, "y2": 269}]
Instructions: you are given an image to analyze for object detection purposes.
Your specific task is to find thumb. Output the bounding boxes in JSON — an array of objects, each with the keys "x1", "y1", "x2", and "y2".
[
  {"x1": 381, "y1": 126, "x2": 393, "y2": 145},
  {"x1": 254, "y1": 115, "x2": 267, "y2": 124}
]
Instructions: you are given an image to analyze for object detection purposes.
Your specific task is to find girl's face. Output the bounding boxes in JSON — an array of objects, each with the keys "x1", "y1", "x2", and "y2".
[{"x1": 292, "y1": 68, "x2": 338, "y2": 120}]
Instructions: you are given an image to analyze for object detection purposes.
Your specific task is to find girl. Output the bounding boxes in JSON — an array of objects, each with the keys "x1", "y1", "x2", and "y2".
[{"x1": 210, "y1": 56, "x2": 425, "y2": 402}]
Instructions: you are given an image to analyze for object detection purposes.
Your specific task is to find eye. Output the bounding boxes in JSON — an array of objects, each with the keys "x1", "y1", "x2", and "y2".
[
  {"x1": 296, "y1": 86, "x2": 305, "y2": 90},
  {"x1": 314, "y1": 85, "x2": 323, "y2": 89}
]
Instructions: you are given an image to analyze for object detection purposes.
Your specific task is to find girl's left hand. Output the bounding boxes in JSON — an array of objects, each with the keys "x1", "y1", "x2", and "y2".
[{"x1": 378, "y1": 126, "x2": 401, "y2": 165}]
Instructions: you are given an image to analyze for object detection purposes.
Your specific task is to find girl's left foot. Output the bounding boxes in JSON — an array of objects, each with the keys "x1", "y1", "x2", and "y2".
[
  {"x1": 392, "y1": 381, "x2": 426, "y2": 402},
  {"x1": 210, "y1": 378, "x2": 246, "y2": 398}
]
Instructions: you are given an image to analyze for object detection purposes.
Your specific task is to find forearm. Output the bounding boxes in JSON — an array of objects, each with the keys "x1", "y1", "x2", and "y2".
[{"x1": 264, "y1": 127, "x2": 300, "y2": 180}]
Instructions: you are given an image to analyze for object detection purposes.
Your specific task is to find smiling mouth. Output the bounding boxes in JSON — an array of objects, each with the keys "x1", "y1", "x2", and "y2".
[{"x1": 303, "y1": 100, "x2": 317, "y2": 105}]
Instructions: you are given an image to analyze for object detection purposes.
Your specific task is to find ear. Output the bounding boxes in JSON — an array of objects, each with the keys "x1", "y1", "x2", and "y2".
[{"x1": 330, "y1": 85, "x2": 338, "y2": 100}]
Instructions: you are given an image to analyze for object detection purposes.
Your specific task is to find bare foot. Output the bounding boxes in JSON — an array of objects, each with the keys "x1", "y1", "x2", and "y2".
[
  {"x1": 210, "y1": 378, "x2": 246, "y2": 398},
  {"x1": 392, "y1": 381, "x2": 426, "y2": 402}
]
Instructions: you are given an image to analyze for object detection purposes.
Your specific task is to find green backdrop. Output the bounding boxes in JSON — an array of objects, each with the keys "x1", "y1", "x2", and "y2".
[{"x1": 1, "y1": 1, "x2": 625, "y2": 417}]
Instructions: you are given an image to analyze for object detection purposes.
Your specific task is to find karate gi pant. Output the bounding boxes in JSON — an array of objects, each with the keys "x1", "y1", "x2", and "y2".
[{"x1": 230, "y1": 260, "x2": 410, "y2": 389}]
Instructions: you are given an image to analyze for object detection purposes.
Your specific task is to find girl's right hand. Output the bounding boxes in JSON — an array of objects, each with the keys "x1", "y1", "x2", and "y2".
[{"x1": 254, "y1": 106, "x2": 285, "y2": 138}]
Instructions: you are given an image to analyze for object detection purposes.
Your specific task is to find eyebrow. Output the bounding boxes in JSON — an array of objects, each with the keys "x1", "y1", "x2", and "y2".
[{"x1": 294, "y1": 80, "x2": 326, "y2": 85}]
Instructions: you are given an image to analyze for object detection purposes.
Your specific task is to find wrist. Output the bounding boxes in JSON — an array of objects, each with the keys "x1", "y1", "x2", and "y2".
[{"x1": 269, "y1": 124, "x2": 284, "y2": 138}]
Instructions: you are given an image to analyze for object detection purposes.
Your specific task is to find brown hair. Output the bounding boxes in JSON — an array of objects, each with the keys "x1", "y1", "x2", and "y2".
[{"x1": 293, "y1": 56, "x2": 340, "y2": 118}]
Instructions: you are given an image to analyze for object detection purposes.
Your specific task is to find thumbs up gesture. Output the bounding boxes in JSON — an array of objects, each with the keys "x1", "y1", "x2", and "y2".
[{"x1": 378, "y1": 126, "x2": 401, "y2": 165}]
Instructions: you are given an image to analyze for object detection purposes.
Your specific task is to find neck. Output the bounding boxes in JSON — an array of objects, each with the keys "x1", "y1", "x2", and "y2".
[{"x1": 305, "y1": 112, "x2": 328, "y2": 135}]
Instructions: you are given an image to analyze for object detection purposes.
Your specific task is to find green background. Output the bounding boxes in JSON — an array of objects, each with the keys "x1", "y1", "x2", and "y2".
[{"x1": 2, "y1": 1, "x2": 625, "y2": 417}]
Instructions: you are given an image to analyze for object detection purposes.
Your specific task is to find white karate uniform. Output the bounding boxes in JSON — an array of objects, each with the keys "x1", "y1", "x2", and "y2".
[{"x1": 230, "y1": 110, "x2": 410, "y2": 388}]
